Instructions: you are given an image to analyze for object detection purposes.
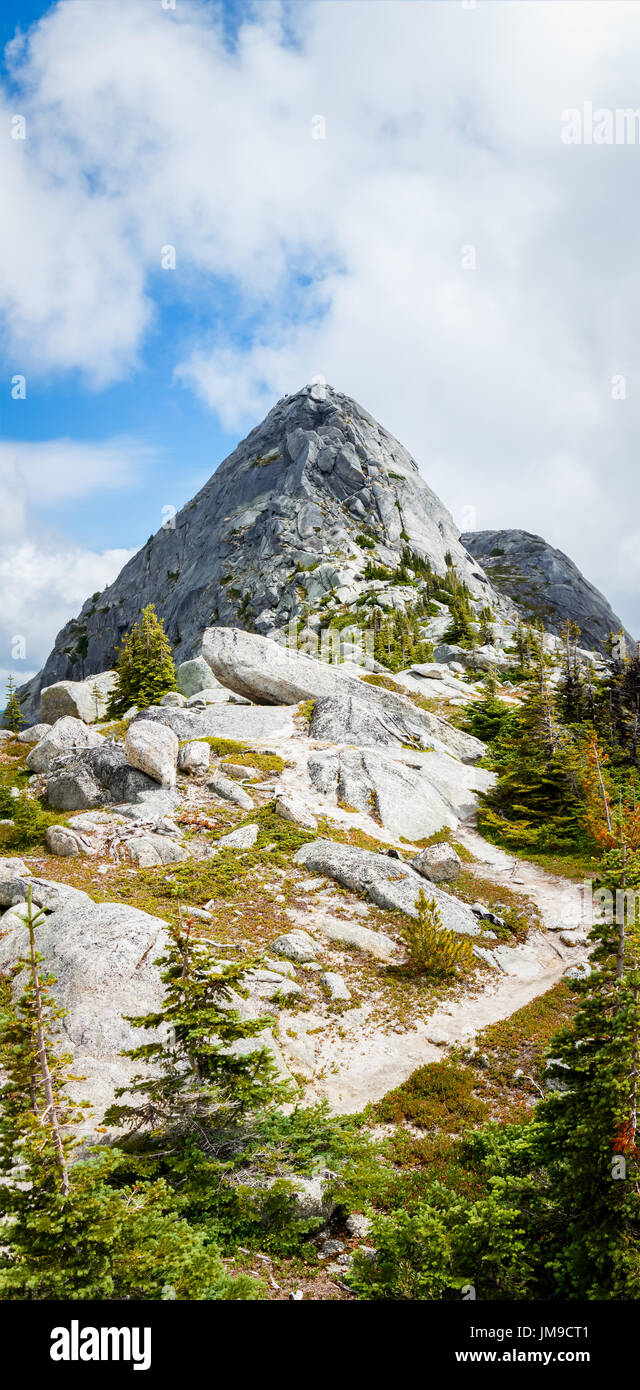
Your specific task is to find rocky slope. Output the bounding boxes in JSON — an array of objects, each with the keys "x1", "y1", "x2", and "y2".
[
  {"x1": 19, "y1": 383, "x2": 505, "y2": 722},
  {"x1": 461, "y1": 528, "x2": 634, "y2": 654},
  {"x1": 1, "y1": 627, "x2": 590, "y2": 1126}
]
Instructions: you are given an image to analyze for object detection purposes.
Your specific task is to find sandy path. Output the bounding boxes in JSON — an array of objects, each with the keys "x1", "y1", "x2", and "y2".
[{"x1": 283, "y1": 823, "x2": 590, "y2": 1113}]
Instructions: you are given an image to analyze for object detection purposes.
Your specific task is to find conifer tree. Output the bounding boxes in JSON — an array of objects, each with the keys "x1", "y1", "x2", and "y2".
[
  {"x1": 107, "y1": 603, "x2": 177, "y2": 716},
  {"x1": 478, "y1": 659, "x2": 584, "y2": 852},
  {"x1": 105, "y1": 918, "x2": 291, "y2": 1152},
  {"x1": 2, "y1": 673, "x2": 24, "y2": 733},
  {"x1": 525, "y1": 861, "x2": 640, "y2": 1297}
]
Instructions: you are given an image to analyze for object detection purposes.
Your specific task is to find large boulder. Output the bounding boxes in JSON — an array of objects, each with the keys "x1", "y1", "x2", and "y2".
[
  {"x1": 40, "y1": 671, "x2": 117, "y2": 724},
  {"x1": 307, "y1": 746, "x2": 493, "y2": 839},
  {"x1": 433, "y1": 643, "x2": 508, "y2": 672},
  {"x1": 132, "y1": 703, "x2": 296, "y2": 742},
  {"x1": 202, "y1": 629, "x2": 484, "y2": 762},
  {"x1": 45, "y1": 824, "x2": 85, "y2": 857},
  {"x1": 0, "y1": 874, "x2": 91, "y2": 912},
  {"x1": 411, "y1": 842, "x2": 462, "y2": 883},
  {"x1": 17, "y1": 722, "x2": 51, "y2": 743},
  {"x1": 202, "y1": 626, "x2": 346, "y2": 705},
  {"x1": 124, "y1": 720, "x2": 179, "y2": 787},
  {"x1": 0, "y1": 899, "x2": 169, "y2": 1121},
  {"x1": 44, "y1": 742, "x2": 159, "y2": 811},
  {"x1": 177, "y1": 741, "x2": 211, "y2": 775},
  {"x1": 0, "y1": 896, "x2": 292, "y2": 1121},
  {"x1": 293, "y1": 839, "x2": 481, "y2": 935},
  {"x1": 175, "y1": 656, "x2": 221, "y2": 698},
  {"x1": 127, "y1": 834, "x2": 188, "y2": 867},
  {"x1": 25, "y1": 716, "x2": 105, "y2": 773},
  {"x1": 310, "y1": 692, "x2": 431, "y2": 752}
]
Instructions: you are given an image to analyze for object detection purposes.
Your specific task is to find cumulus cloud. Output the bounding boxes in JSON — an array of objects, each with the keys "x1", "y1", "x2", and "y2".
[
  {"x1": 1, "y1": 0, "x2": 640, "y2": 630},
  {"x1": 0, "y1": 435, "x2": 148, "y2": 676},
  {"x1": 0, "y1": 542, "x2": 135, "y2": 682}
]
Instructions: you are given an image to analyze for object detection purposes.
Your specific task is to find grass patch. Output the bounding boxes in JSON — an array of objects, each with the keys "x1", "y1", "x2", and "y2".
[
  {"x1": 221, "y1": 750, "x2": 286, "y2": 777},
  {"x1": 464, "y1": 981, "x2": 578, "y2": 1120}
]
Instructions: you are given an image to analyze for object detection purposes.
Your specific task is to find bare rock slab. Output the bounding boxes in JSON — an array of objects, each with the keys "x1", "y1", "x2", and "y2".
[
  {"x1": 293, "y1": 839, "x2": 481, "y2": 936},
  {"x1": 26, "y1": 716, "x2": 105, "y2": 774}
]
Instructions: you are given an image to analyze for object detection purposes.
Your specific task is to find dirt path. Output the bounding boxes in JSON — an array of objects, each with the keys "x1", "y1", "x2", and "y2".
[
  {"x1": 284, "y1": 823, "x2": 590, "y2": 1114},
  {"x1": 455, "y1": 821, "x2": 587, "y2": 931}
]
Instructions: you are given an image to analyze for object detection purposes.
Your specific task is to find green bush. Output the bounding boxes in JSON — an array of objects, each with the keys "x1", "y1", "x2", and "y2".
[{"x1": 401, "y1": 891, "x2": 474, "y2": 977}]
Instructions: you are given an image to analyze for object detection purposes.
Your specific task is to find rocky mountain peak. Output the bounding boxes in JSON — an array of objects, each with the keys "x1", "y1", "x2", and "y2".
[{"x1": 19, "y1": 383, "x2": 501, "y2": 719}]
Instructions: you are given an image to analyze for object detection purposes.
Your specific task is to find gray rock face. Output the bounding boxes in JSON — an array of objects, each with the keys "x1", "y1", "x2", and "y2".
[
  {"x1": 412, "y1": 842, "x2": 462, "y2": 883},
  {"x1": 160, "y1": 691, "x2": 187, "y2": 708},
  {"x1": 175, "y1": 657, "x2": 220, "y2": 698},
  {"x1": 321, "y1": 970, "x2": 351, "y2": 1001},
  {"x1": 0, "y1": 874, "x2": 91, "y2": 912},
  {"x1": 307, "y1": 746, "x2": 492, "y2": 839},
  {"x1": 0, "y1": 899, "x2": 170, "y2": 1122},
  {"x1": 17, "y1": 723, "x2": 51, "y2": 743},
  {"x1": 208, "y1": 771, "x2": 254, "y2": 810},
  {"x1": 19, "y1": 384, "x2": 498, "y2": 722},
  {"x1": 127, "y1": 834, "x2": 188, "y2": 867},
  {"x1": 272, "y1": 930, "x2": 318, "y2": 963},
  {"x1": 211, "y1": 823, "x2": 259, "y2": 850},
  {"x1": 45, "y1": 825, "x2": 85, "y2": 857},
  {"x1": 25, "y1": 716, "x2": 105, "y2": 773},
  {"x1": 462, "y1": 529, "x2": 634, "y2": 654},
  {"x1": 43, "y1": 742, "x2": 159, "y2": 811},
  {"x1": 40, "y1": 671, "x2": 117, "y2": 725},
  {"x1": 130, "y1": 702, "x2": 296, "y2": 743},
  {"x1": 202, "y1": 629, "x2": 485, "y2": 762},
  {"x1": 293, "y1": 839, "x2": 481, "y2": 935},
  {"x1": 177, "y1": 740, "x2": 211, "y2": 775},
  {"x1": 124, "y1": 719, "x2": 179, "y2": 787}
]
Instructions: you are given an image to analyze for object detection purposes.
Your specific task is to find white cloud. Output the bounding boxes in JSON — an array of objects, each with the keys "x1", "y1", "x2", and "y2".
[
  {"x1": 0, "y1": 434, "x2": 149, "y2": 675},
  {"x1": 0, "y1": 542, "x2": 135, "y2": 682},
  {"x1": 0, "y1": 436, "x2": 152, "y2": 536},
  {"x1": 1, "y1": 0, "x2": 640, "y2": 631}
]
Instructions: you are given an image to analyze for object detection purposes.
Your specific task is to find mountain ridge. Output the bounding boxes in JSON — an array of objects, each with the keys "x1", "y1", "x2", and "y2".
[{"x1": 461, "y1": 527, "x2": 633, "y2": 656}]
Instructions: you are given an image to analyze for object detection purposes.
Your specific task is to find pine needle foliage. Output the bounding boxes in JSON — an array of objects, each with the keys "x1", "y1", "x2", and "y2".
[
  {"x1": 402, "y1": 890, "x2": 474, "y2": 977},
  {"x1": 107, "y1": 603, "x2": 177, "y2": 716}
]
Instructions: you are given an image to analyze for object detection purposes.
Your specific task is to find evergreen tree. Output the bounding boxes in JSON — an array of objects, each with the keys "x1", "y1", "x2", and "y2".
[
  {"x1": 0, "y1": 892, "x2": 261, "y2": 1300},
  {"x1": 557, "y1": 619, "x2": 585, "y2": 725},
  {"x1": 107, "y1": 603, "x2": 177, "y2": 717},
  {"x1": 478, "y1": 659, "x2": 584, "y2": 852},
  {"x1": 105, "y1": 918, "x2": 291, "y2": 1153},
  {"x1": 522, "y1": 858, "x2": 640, "y2": 1297},
  {"x1": 478, "y1": 605, "x2": 494, "y2": 645},
  {"x1": 2, "y1": 674, "x2": 24, "y2": 733}
]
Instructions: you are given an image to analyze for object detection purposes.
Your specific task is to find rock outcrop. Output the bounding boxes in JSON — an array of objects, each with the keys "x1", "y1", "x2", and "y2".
[
  {"x1": 201, "y1": 628, "x2": 485, "y2": 762},
  {"x1": 293, "y1": 839, "x2": 481, "y2": 936},
  {"x1": 461, "y1": 528, "x2": 634, "y2": 655}
]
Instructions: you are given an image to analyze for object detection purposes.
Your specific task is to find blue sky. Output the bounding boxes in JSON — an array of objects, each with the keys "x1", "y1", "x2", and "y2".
[
  {"x1": 0, "y1": 2, "x2": 245, "y2": 554},
  {"x1": 2, "y1": 0, "x2": 640, "y2": 686}
]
